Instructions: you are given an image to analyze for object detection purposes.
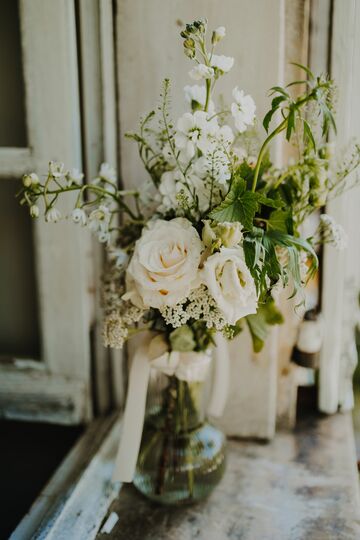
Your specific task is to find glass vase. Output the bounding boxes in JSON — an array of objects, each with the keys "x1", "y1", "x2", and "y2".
[{"x1": 133, "y1": 352, "x2": 226, "y2": 505}]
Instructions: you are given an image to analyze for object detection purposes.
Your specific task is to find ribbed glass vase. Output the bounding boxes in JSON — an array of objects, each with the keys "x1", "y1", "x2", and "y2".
[{"x1": 133, "y1": 353, "x2": 226, "y2": 505}]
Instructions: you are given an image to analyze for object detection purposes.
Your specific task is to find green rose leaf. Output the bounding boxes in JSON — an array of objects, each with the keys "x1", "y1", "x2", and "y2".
[{"x1": 169, "y1": 325, "x2": 196, "y2": 352}]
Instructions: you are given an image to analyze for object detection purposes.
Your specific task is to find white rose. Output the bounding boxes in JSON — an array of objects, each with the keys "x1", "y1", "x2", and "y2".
[
  {"x1": 125, "y1": 218, "x2": 203, "y2": 308},
  {"x1": 202, "y1": 247, "x2": 258, "y2": 324}
]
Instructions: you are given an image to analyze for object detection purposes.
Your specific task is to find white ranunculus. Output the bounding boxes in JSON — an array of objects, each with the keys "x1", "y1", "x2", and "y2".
[
  {"x1": 183, "y1": 85, "x2": 215, "y2": 114},
  {"x1": 202, "y1": 247, "x2": 258, "y2": 324},
  {"x1": 211, "y1": 54, "x2": 234, "y2": 73},
  {"x1": 125, "y1": 218, "x2": 203, "y2": 308},
  {"x1": 189, "y1": 64, "x2": 214, "y2": 81},
  {"x1": 231, "y1": 87, "x2": 256, "y2": 133}
]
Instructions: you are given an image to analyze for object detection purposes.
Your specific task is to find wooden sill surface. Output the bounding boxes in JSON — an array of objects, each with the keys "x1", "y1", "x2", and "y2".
[
  {"x1": 14, "y1": 413, "x2": 360, "y2": 539},
  {"x1": 96, "y1": 414, "x2": 360, "y2": 540}
]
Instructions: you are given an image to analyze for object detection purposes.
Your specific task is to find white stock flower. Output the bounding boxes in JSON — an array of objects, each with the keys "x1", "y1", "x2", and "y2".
[
  {"x1": 159, "y1": 170, "x2": 183, "y2": 208},
  {"x1": 88, "y1": 205, "x2": 111, "y2": 234},
  {"x1": 175, "y1": 111, "x2": 219, "y2": 160},
  {"x1": 67, "y1": 168, "x2": 84, "y2": 186},
  {"x1": 212, "y1": 26, "x2": 226, "y2": 44},
  {"x1": 231, "y1": 87, "x2": 256, "y2": 133},
  {"x1": 211, "y1": 54, "x2": 234, "y2": 73},
  {"x1": 189, "y1": 64, "x2": 214, "y2": 81},
  {"x1": 184, "y1": 85, "x2": 215, "y2": 114},
  {"x1": 45, "y1": 207, "x2": 62, "y2": 223},
  {"x1": 125, "y1": 218, "x2": 203, "y2": 308},
  {"x1": 71, "y1": 208, "x2": 87, "y2": 226},
  {"x1": 202, "y1": 247, "x2": 258, "y2": 324}
]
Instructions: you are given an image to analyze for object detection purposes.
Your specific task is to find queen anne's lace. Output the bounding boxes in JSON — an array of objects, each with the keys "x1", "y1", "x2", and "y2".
[{"x1": 160, "y1": 285, "x2": 226, "y2": 330}]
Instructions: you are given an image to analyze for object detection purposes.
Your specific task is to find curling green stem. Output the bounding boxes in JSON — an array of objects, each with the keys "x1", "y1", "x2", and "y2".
[{"x1": 251, "y1": 119, "x2": 287, "y2": 192}]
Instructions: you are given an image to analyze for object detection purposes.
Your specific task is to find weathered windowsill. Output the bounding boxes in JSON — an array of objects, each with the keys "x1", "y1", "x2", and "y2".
[{"x1": 14, "y1": 413, "x2": 360, "y2": 540}]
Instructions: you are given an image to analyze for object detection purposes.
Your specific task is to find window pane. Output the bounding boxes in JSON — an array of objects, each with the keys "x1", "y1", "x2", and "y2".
[
  {"x1": 0, "y1": 180, "x2": 40, "y2": 358},
  {"x1": 0, "y1": 0, "x2": 27, "y2": 147}
]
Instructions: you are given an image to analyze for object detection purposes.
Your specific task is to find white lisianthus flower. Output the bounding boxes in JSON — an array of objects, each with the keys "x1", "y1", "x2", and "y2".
[
  {"x1": 45, "y1": 207, "x2": 62, "y2": 223},
  {"x1": 211, "y1": 54, "x2": 234, "y2": 73},
  {"x1": 189, "y1": 64, "x2": 214, "y2": 81},
  {"x1": 67, "y1": 168, "x2": 84, "y2": 186},
  {"x1": 184, "y1": 85, "x2": 215, "y2": 114},
  {"x1": 175, "y1": 111, "x2": 219, "y2": 160},
  {"x1": 71, "y1": 208, "x2": 87, "y2": 226},
  {"x1": 88, "y1": 205, "x2": 111, "y2": 234},
  {"x1": 125, "y1": 218, "x2": 203, "y2": 308},
  {"x1": 231, "y1": 87, "x2": 256, "y2": 133},
  {"x1": 49, "y1": 161, "x2": 65, "y2": 178},
  {"x1": 202, "y1": 247, "x2": 258, "y2": 324}
]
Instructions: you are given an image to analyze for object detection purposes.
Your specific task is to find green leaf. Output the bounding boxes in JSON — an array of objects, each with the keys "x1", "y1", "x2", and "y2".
[
  {"x1": 303, "y1": 119, "x2": 316, "y2": 151},
  {"x1": 246, "y1": 297, "x2": 284, "y2": 353},
  {"x1": 268, "y1": 208, "x2": 293, "y2": 233},
  {"x1": 257, "y1": 194, "x2": 284, "y2": 208},
  {"x1": 209, "y1": 177, "x2": 260, "y2": 230},
  {"x1": 263, "y1": 108, "x2": 277, "y2": 133},
  {"x1": 290, "y1": 62, "x2": 314, "y2": 80},
  {"x1": 269, "y1": 86, "x2": 290, "y2": 98},
  {"x1": 286, "y1": 108, "x2": 296, "y2": 141},
  {"x1": 285, "y1": 80, "x2": 310, "y2": 88}
]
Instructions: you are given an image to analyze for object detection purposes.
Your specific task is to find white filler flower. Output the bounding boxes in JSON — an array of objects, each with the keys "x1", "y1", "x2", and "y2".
[
  {"x1": 231, "y1": 87, "x2": 256, "y2": 133},
  {"x1": 202, "y1": 247, "x2": 258, "y2": 324},
  {"x1": 189, "y1": 64, "x2": 214, "y2": 81},
  {"x1": 45, "y1": 207, "x2": 62, "y2": 223},
  {"x1": 211, "y1": 54, "x2": 234, "y2": 73},
  {"x1": 184, "y1": 85, "x2": 215, "y2": 113},
  {"x1": 71, "y1": 208, "x2": 87, "y2": 226},
  {"x1": 175, "y1": 111, "x2": 219, "y2": 159},
  {"x1": 125, "y1": 218, "x2": 203, "y2": 308}
]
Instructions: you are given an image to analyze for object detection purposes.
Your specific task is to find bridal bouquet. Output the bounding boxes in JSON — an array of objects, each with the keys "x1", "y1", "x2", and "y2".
[{"x1": 19, "y1": 19, "x2": 359, "y2": 504}]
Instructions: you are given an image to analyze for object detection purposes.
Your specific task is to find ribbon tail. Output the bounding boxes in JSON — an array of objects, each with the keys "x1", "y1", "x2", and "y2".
[
  {"x1": 207, "y1": 332, "x2": 230, "y2": 418},
  {"x1": 112, "y1": 333, "x2": 152, "y2": 483}
]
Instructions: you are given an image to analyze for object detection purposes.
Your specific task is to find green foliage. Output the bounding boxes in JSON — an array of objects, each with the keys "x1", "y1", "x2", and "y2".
[
  {"x1": 209, "y1": 176, "x2": 261, "y2": 230},
  {"x1": 169, "y1": 325, "x2": 196, "y2": 352},
  {"x1": 246, "y1": 297, "x2": 284, "y2": 353}
]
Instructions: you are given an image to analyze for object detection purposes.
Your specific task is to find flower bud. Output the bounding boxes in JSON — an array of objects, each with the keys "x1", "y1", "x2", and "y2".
[
  {"x1": 169, "y1": 325, "x2": 196, "y2": 352},
  {"x1": 202, "y1": 220, "x2": 217, "y2": 247},
  {"x1": 23, "y1": 174, "x2": 32, "y2": 188},
  {"x1": 30, "y1": 205, "x2": 40, "y2": 218},
  {"x1": 216, "y1": 222, "x2": 243, "y2": 248},
  {"x1": 183, "y1": 38, "x2": 195, "y2": 50},
  {"x1": 212, "y1": 26, "x2": 226, "y2": 45},
  {"x1": 184, "y1": 48, "x2": 195, "y2": 59}
]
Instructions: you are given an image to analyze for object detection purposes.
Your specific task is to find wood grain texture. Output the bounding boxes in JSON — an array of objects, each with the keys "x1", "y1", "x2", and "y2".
[{"x1": 96, "y1": 414, "x2": 360, "y2": 540}]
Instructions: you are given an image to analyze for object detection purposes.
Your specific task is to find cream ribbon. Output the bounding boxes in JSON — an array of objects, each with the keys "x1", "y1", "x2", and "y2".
[{"x1": 112, "y1": 331, "x2": 229, "y2": 483}]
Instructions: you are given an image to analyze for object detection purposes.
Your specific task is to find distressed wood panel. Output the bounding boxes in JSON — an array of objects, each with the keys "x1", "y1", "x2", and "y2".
[
  {"x1": 319, "y1": 0, "x2": 360, "y2": 413},
  {"x1": 0, "y1": 148, "x2": 34, "y2": 178},
  {"x1": 116, "y1": 0, "x2": 285, "y2": 438},
  {"x1": 0, "y1": 0, "x2": 93, "y2": 424},
  {"x1": 11, "y1": 415, "x2": 117, "y2": 540},
  {"x1": 0, "y1": 364, "x2": 89, "y2": 424}
]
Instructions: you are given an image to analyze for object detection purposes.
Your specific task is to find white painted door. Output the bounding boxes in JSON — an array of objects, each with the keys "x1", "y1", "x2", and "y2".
[{"x1": 0, "y1": 0, "x2": 93, "y2": 424}]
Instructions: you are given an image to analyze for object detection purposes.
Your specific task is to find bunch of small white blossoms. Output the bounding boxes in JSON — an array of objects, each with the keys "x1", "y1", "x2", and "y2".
[{"x1": 19, "y1": 18, "x2": 360, "y2": 354}]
